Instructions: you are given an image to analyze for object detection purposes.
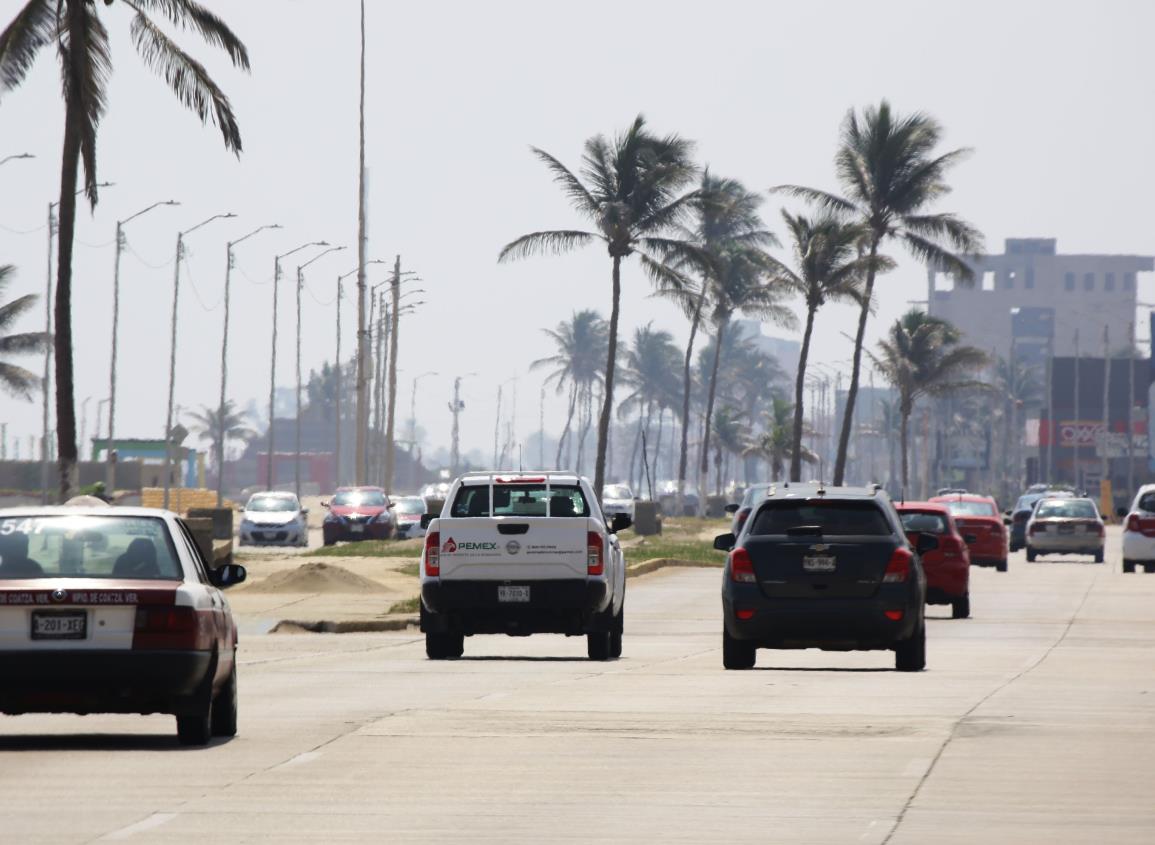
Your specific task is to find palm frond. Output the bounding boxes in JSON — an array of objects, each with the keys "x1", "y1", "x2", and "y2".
[
  {"x1": 0, "y1": 291, "x2": 41, "y2": 332},
  {"x1": 131, "y1": 0, "x2": 250, "y2": 70},
  {"x1": 129, "y1": 10, "x2": 243, "y2": 154},
  {"x1": 770, "y1": 184, "x2": 857, "y2": 215},
  {"x1": 530, "y1": 146, "x2": 599, "y2": 218},
  {"x1": 0, "y1": 361, "x2": 40, "y2": 400},
  {"x1": 902, "y1": 212, "x2": 983, "y2": 255},
  {"x1": 498, "y1": 229, "x2": 598, "y2": 262},
  {"x1": 902, "y1": 232, "x2": 975, "y2": 282},
  {"x1": 0, "y1": 0, "x2": 53, "y2": 93}
]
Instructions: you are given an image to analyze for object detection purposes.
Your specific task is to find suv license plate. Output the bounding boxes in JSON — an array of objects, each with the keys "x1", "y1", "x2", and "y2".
[
  {"x1": 31, "y1": 611, "x2": 87, "y2": 640},
  {"x1": 803, "y1": 555, "x2": 836, "y2": 572},
  {"x1": 349, "y1": 524, "x2": 365, "y2": 534},
  {"x1": 498, "y1": 585, "x2": 530, "y2": 603}
]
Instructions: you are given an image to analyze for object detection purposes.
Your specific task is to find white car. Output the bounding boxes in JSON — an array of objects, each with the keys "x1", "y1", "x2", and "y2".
[
  {"x1": 601, "y1": 483, "x2": 637, "y2": 521},
  {"x1": 238, "y1": 491, "x2": 308, "y2": 547},
  {"x1": 420, "y1": 471, "x2": 630, "y2": 660},
  {"x1": 0, "y1": 506, "x2": 246, "y2": 745},
  {"x1": 1121, "y1": 484, "x2": 1155, "y2": 573},
  {"x1": 393, "y1": 496, "x2": 429, "y2": 539}
]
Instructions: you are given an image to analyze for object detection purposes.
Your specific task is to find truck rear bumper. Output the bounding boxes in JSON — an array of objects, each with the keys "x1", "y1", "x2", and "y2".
[{"x1": 421, "y1": 578, "x2": 610, "y2": 636}]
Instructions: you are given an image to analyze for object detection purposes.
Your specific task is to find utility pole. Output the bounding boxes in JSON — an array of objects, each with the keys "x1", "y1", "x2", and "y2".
[
  {"x1": 383, "y1": 255, "x2": 401, "y2": 492},
  {"x1": 1101, "y1": 324, "x2": 1111, "y2": 497},
  {"x1": 1073, "y1": 328, "x2": 1081, "y2": 490},
  {"x1": 449, "y1": 374, "x2": 475, "y2": 476},
  {"x1": 163, "y1": 212, "x2": 236, "y2": 510},
  {"x1": 217, "y1": 223, "x2": 280, "y2": 505},
  {"x1": 354, "y1": 0, "x2": 371, "y2": 487},
  {"x1": 373, "y1": 294, "x2": 386, "y2": 484},
  {"x1": 539, "y1": 385, "x2": 546, "y2": 468},
  {"x1": 109, "y1": 200, "x2": 180, "y2": 494},
  {"x1": 1128, "y1": 321, "x2": 1136, "y2": 499},
  {"x1": 409, "y1": 371, "x2": 438, "y2": 488},
  {"x1": 494, "y1": 382, "x2": 504, "y2": 469},
  {"x1": 335, "y1": 261, "x2": 384, "y2": 487}
]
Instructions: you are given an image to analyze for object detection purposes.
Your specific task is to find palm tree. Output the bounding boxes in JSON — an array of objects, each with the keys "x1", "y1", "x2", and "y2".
[
  {"x1": 776, "y1": 101, "x2": 982, "y2": 486},
  {"x1": 744, "y1": 396, "x2": 817, "y2": 481},
  {"x1": 618, "y1": 322, "x2": 680, "y2": 492},
  {"x1": 186, "y1": 400, "x2": 254, "y2": 472},
  {"x1": 0, "y1": 1, "x2": 250, "y2": 500},
  {"x1": 0, "y1": 265, "x2": 51, "y2": 399},
  {"x1": 531, "y1": 310, "x2": 607, "y2": 471},
  {"x1": 772, "y1": 211, "x2": 884, "y2": 482},
  {"x1": 711, "y1": 405, "x2": 749, "y2": 495},
  {"x1": 499, "y1": 115, "x2": 697, "y2": 498},
  {"x1": 995, "y1": 356, "x2": 1042, "y2": 496},
  {"x1": 870, "y1": 310, "x2": 989, "y2": 490}
]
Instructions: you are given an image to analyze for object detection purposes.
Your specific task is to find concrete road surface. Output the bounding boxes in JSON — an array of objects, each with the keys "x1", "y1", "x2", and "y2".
[{"x1": 2, "y1": 543, "x2": 1153, "y2": 843}]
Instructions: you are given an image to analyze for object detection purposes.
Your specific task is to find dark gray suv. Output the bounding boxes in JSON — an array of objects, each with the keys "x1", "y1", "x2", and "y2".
[{"x1": 715, "y1": 484, "x2": 933, "y2": 672}]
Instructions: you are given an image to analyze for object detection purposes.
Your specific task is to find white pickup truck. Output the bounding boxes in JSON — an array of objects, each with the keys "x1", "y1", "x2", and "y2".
[{"x1": 419, "y1": 471, "x2": 630, "y2": 660}]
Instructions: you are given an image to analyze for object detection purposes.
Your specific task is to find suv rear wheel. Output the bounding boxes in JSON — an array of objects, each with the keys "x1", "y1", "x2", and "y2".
[
  {"x1": 895, "y1": 622, "x2": 926, "y2": 672},
  {"x1": 722, "y1": 628, "x2": 756, "y2": 670},
  {"x1": 1123, "y1": 559, "x2": 1135, "y2": 573},
  {"x1": 426, "y1": 631, "x2": 464, "y2": 660}
]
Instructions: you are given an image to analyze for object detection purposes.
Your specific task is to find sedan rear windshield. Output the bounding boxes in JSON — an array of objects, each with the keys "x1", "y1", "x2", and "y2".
[
  {"x1": 0, "y1": 515, "x2": 183, "y2": 580},
  {"x1": 899, "y1": 512, "x2": 949, "y2": 534},
  {"x1": 332, "y1": 491, "x2": 386, "y2": 507},
  {"x1": 1035, "y1": 500, "x2": 1098, "y2": 520},
  {"x1": 1137, "y1": 493, "x2": 1155, "y2": 513},
  {"x1": 246, "y1": 496, "x2": 299, "y2": 512},
  {"x1": 748, "y1": 501, "x2": 892, "y2": 536},
  {"x1": 944, "y1": 501, "x2": 997, "y2": 517},
  {"x1": 451, "y1": 485, "x2": 590, "y2": 518}
]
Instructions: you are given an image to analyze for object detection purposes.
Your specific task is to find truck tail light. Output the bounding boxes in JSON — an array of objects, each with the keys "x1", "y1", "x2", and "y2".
[
  {"x1": 730, "y1": 547, "x2": 756, "y2": 583},
  {"x1": 133, "y1": 606, "x2": 206, "y2": 650},
  {"x1": 425, "y1": 531, "x2": 440, "y2": 577},
  {"x1": 587, "y1": 532, "x2": 604, "y2": 576},
  {"x1": 883, "y1": 547, "x2": 913, "y2": 583}
]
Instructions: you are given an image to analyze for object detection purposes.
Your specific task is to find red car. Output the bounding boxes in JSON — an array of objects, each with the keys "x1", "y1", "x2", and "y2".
[
  {"x1": 896, "y1": 502, "x2": 972, "y2": 618},
  {"x1": 322, "y1": 486, "x2": 396, "y2": 545},
  {"x1": 930, "y1": 493, "x2": 1008, "y2": 572}
]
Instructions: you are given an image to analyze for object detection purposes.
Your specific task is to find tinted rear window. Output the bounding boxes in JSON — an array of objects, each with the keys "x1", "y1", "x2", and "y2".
[
  {"x1": 0, "y1": 515, "x2": 183, "y2": 580},
  {"x1": 451, "y1": 485, "x2": 590, "y2": 518},
  {"x1": 900, "y1": 512, "x2": 949, "y2": 534},
  {"x1": 944, "y1": 500, "x2": 997, "y2": 517},
  {"x1": 748, "y1": 501, "x2": 892, "y2": 536},
  {"x1": 1137, "y1": 492, "x2": 1155, "y2": 513},
  {"x1": 1035, "y1": 500, "x2": 1098, "y2": 520}
]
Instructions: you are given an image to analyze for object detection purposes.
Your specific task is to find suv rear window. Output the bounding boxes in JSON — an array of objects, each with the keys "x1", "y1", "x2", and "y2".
[
  {"x1": 451, "y1": 485, "x2": 590, "y2": 518},
  {"x1": 899, "y1": 512, "x2": 949, "y2": 534},
  {"x1": 748, "y1": 501, "x2": 891, "y2": 536},
  {"x1": 0, "y1": 515, "x2": 183, "y2": 580}
]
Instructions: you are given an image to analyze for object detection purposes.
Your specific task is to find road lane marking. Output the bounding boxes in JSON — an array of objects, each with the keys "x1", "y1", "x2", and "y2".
[{"x1": 99, "y1": 813, "x2": 177, "y2": 841}]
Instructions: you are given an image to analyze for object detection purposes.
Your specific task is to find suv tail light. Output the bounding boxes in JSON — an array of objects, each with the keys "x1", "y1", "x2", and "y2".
[
  {"x1": 730, "y1": 547, "x2": 756, "y2": 583},
  {"x1": 425, "y1": 531, "x2": 440, "y2": 577},
  {"x1": 133, "y1": 606, "x2": 206, "y2": 650},
  {"x1": 587, "y1": 531, "x2": 604, "y2": 576},
  {"x1": 1127, "y1": 514, "x2": 1140, "y2": 533},
  {"x1": 883, "y1": 547, "x2": 913, "y2": 583}
]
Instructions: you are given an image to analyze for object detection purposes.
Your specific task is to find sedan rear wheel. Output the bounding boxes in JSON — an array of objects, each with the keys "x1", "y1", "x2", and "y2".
[
  {"x1": 895, "y1": 622, "x2": 926, "y2": 672},
  {"x1": 1123, "y1": 559, "x2": 1135, "y2": 573},
  {"x1": 996, "y1": 559, "x2": 1009, "y2": 572},
  {"x1": 722, "y1": 628, "x2": 756, "y2": 670},
  {"x1": 1026, "y1": 547, "x2": 1038, "y2": 563},
  {"x1": 1093, "y1": 550, "x2": 1104, "y2": 564},
  {"x1": 211, "y1": 664, "x2": 238, "y2": 737},
  {"x1": 176, "y1": 707, "x2": 212, "y2": 746},
  {"x1": 951, "y1": 595, "x2": 970, "y2": 619},
  {"x1": 1146, "y1": 563, "x2": 1155, "y2": 574}
]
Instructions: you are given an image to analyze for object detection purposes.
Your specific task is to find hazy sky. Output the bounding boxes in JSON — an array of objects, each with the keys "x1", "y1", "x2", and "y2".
[{"x1": 1, "y1": 0, "x2": 1153, "y2": 467}]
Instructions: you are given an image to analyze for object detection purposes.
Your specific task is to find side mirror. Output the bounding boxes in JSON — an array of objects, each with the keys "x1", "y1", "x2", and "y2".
[
  {"x1": 420, "y1": 513, "x2": 435, "y2": 529},
  {"x1": 1116, "y1": 507, "x2": 1127, "y2": 518},
  {"x1": 211, "y1": 563, "x2": 247, "y2": 588},
  {"x1": 300, "y1": 508, "x2": 309, "y2": 516},
  {"x1": 610, "y1": 513, "x2": 633, "y2": 534},
  {"x1": 915, "y1": 533, "x2": 939, "y2": 556},
  {"x1": 724, "y1": 503, "x2": 739, "y2": 514},
  {"x1": 320, "y1": 500, "x2": 329, "y2": 509},
  {"x1": 1003, "y1": 510, "x2": 1012, "y2": 517},
  {"x1": 387, "y1": 502, "x2": 396, "y2": 509},
  {"x1": 713, "y1": 532, "x2": 736, "y2": 552}
]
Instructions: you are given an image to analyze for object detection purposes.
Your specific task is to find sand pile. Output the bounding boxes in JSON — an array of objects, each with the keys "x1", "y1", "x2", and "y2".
[{"x1": 246, "y1": 562, "x2": 389, "y2": 594}]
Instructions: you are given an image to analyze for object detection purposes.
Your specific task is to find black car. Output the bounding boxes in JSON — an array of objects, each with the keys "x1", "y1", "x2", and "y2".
[{"x1": 715, "y1": 483, "x2": 933, "y2": 672}]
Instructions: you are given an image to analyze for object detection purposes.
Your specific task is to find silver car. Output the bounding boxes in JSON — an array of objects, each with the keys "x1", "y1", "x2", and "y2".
[{"x1": 1025, "y1": 497, "x2": 1105, "y2": 563}]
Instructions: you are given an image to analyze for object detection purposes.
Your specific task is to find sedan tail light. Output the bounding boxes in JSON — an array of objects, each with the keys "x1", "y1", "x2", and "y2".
[
  {"x1": 730, "y1": 547, "x2": 756, "y2": 583},
  {"x1": 587, "y1": 531, "x2": 604, "y2": 576},
  {"x1": 133, "y1": 606, "x2": 208, "y2": 650},
  {"x1": 424, "y1": 531, "x2": 440, "y2": 577},
  {"x1": 1127, "y1": 514, "x2": 1140, "y2": 533},
  {"x1": 1028, "y1": 523, "x2": 1040, "y2": 537},
  {"x1": 883, "y1": 547, "x2": 913, "y2": 583}
]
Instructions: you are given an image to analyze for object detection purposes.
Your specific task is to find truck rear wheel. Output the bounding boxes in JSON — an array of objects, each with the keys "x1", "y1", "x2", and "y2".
[
  {"x1": 609, "y1": 606, "x2": 623, "y2": 659},
  {"x1": 587, "y1": 630, "x2": 612, "y2": 661}
]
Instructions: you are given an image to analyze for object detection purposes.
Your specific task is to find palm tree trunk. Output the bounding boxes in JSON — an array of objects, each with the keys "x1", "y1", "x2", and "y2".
[
  {"x1": 833, "y1": 240, "x2": 879, "y2": 486},
  {"x1": 556, "y1": 383, "x2": 576, "y2": 470},
  {"x1": 791, "y1": 303, "x2": 818, "y2": 483},
  {"x1": 653, "y1": 406, "x2": 665, "y2": 493},
  {"x1": 593, "y1": 255, "x2": 622, "y2": 501},
  {"x1": 677, "y1": 284, "x2": 707, "y2": 513},
  {"x1": 698, "y1": 319, "x2": 728, "y2": 515},
  {"x1": 53, "y1": 83, "x2": 85, "y2": 502},
  {"x1": 629, "y1": 410, "x2": 644, "y2": 490},
  {"x1": 900, "y1": 404, "x2": 911, "y2": 493}
]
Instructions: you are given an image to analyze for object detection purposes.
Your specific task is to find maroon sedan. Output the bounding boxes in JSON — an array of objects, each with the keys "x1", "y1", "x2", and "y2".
[
  {"x1": 896, "y1": 502, "x2": 972, "y2": 619},
  {"x1": 321, "y1": 487, "x2": 396, "y2": 545}
]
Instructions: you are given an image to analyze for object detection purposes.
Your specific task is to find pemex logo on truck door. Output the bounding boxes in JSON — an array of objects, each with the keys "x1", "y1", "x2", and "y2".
[
  {"x1": 442, "y1": 537, "x2": 458, "y2": 554},
  {"x1": 440, "y1": 537, "x2": 499, "y2": 554}
]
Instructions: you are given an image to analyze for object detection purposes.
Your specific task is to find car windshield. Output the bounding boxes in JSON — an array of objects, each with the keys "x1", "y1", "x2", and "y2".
[
  {"x1": 900, "y1": 512, "x2": 949, "y2": 534},
  {"x1": 1014, "y1": 495, "x2": 1041, "y2": 512},
  {"x1": 749, "y1": 501, "x2": 891, "y2": 536},
  {"x1": 1035, "y1": 500, "x2": 1098, "y2": 520},
  {"x1": 944, "y1": 500, "x2": 997, "y2": 517},
  {"x1": 246, "y1": 496, "x2": 299, "y2": 512},
  {"x1": 332, "y1": 491, "x2": 386, "y2": 507},
  {"x1": 451, "y1": 484, "x2": 590, "y2": 518},
  {"x1": 0, "y1": 515, "x2": 183, "y2": 580},
  {"x1": 603, "y1": 485, "x2": 632, "y2": 500},
  {"x1": 393, "y1": 498, "x2": 425, "y2": 515},
  {"x1": 1136, "y1": 492, "x2": 1155, "y2": 512}
]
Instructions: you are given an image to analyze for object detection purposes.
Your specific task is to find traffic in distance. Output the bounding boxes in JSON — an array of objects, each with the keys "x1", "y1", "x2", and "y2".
[{"x1": 0, "y1": 473, "x2": 1147, "y2": 746}]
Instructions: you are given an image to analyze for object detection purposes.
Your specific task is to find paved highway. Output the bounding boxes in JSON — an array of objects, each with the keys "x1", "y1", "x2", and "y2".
[{"x1": 2, "y1": 538, "x2": 1153, "y2": 843}]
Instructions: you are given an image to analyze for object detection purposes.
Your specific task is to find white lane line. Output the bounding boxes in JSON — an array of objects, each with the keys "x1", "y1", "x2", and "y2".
[
  {"x1": 277, "y1": 750, "x2": 323, "y2": 768},
  {"x1": 99, "y1": 813, "x2": 177, "y2": 841}
]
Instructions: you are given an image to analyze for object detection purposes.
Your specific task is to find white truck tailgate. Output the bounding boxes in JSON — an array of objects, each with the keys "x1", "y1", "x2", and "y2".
[{"x1": 437, "y1": 517, "x2": 589, "y2": 580}]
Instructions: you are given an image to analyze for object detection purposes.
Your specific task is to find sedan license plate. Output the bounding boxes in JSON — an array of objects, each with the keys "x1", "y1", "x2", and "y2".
[
  {"x1": 31, "y1": 611, "x2": 87, "y2": 641},
  {"x1": 1058, "y1": 524, "x2": 1075, "y2": 534},
  {"x1": 498, "y1": 585, "x2": 531, "y2": 603},
  {"x1": 349, "y1": 524, "x2": 365, "y2": 534},
  {"x1": 803, "y1": 555, "x2": 836, "y2": 572}
]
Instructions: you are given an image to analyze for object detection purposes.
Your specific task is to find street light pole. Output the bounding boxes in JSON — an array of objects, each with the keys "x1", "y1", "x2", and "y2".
[
  {"x1": 267, "y1": 241, "x2": 328, "y2": 490},
  {"x1": 335, "y1": 261, "x2": 384, "y2": 488},
  {"x1": 295, "y1": 246, "x2": 346, "y2": 497},
  {"x1": 215, "y1": 223, "x2": 281, "y2": 505},
  {"x1": 449, "y1": 372, "x2": 477, "y2": 476},
  {"x1": 409, "y1": 370, "x2": 438, "y2": 488},
  {"x1": 163, "y1": 213, "x2": 236, "y2": 510},
  {"x1": 107, "y1": 200, "x2": 180, "y2": 493}
]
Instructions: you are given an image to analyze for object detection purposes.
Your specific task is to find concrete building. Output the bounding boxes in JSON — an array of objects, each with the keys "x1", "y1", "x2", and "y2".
[
  {"x1": 927, "y1": 238, "x2": 1153, "y2": 359},
  {"x1": 731, "y1": 319, "x2": 800, "y2": 377}
]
